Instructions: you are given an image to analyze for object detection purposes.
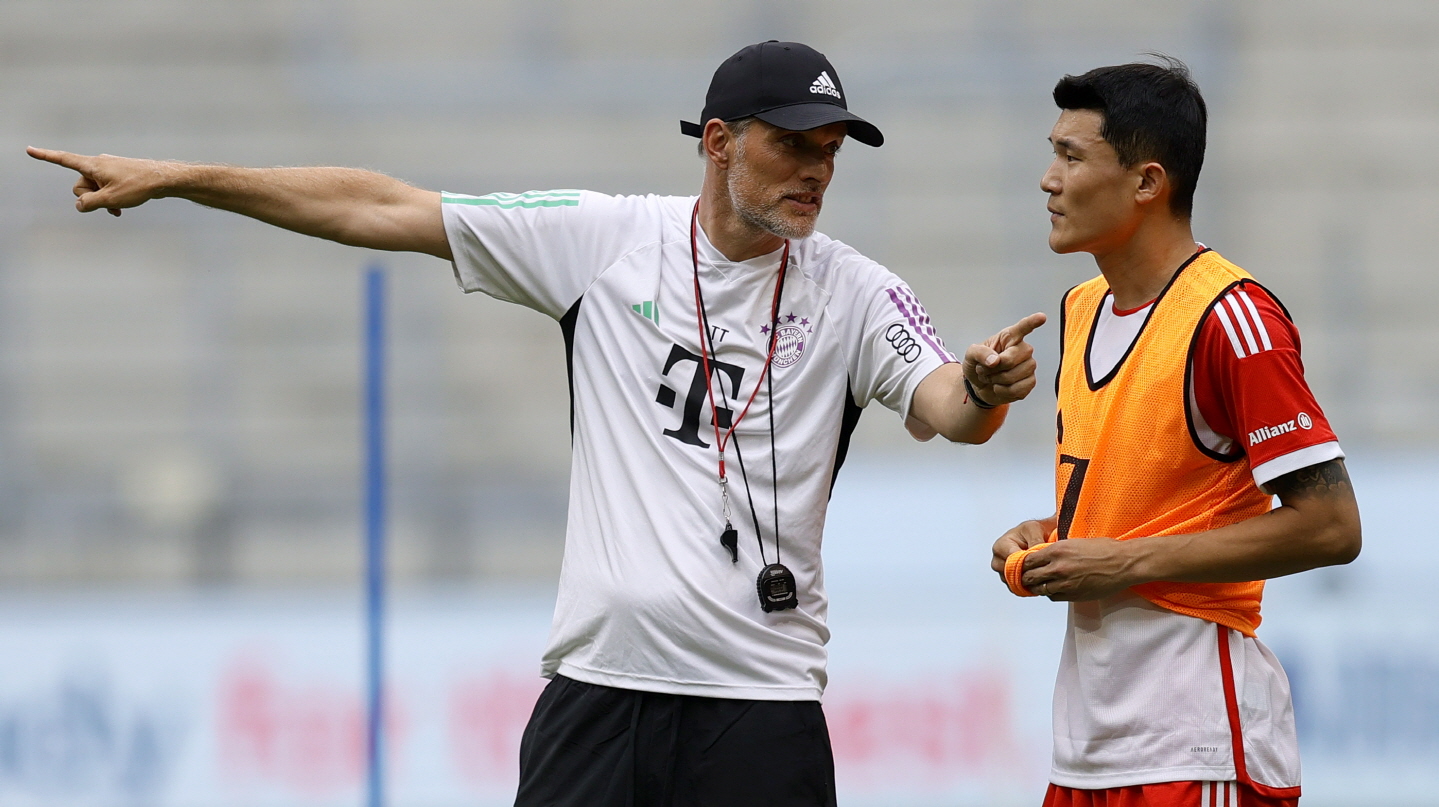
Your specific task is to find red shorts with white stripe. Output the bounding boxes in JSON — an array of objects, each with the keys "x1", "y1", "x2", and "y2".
[{"x1": 1043, "y1": 780, "x2": 1298, "y2": 807}]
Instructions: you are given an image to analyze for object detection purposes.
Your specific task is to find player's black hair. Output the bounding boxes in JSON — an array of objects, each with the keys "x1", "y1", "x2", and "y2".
[{"x1": 1053, "y1": 55, "x2": 1207, "y2": 218}]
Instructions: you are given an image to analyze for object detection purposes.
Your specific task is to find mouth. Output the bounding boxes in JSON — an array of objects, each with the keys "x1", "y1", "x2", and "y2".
[
  {"x1": 782, "y1": 192, "x2": 822, "y2": 215},
  {"x1": 1047, "y1": 205, "x2": 1063, "y2": 223}
]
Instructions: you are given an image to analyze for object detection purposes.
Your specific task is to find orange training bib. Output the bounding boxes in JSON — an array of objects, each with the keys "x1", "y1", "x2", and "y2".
[{"x1": 1049, "y1": 250, "x2": 1272, "y2": 636}]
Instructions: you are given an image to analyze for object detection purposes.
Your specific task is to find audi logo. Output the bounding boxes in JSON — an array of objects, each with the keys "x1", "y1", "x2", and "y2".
[{"x1": 885, "y1": 323, "x2": 922, "y2": 363}]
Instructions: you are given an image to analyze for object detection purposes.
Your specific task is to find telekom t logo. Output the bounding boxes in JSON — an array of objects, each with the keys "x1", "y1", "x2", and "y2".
[{"x1": 654, "y1": 344, "x2": 745, "y2": 447}]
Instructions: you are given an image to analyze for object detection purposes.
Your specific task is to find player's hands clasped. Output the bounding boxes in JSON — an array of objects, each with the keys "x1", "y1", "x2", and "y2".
[
  {"x1": 26, "y1": 147, "x2": 174, "y2": 217},
  {"x1": 990, "y1": 519, "x2": 1051, "y2": 576},
  {"x1": 1002, "y1": 534, "x2": 1138, "y2": 602},
  {"x1": 963, "y1": 312, "x2": 1047, "y2": 407}
]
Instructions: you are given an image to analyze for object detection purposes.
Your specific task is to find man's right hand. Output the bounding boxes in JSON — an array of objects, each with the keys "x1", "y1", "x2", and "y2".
[
  {"x1": 962, "y1": 312, "x2": 1047, "y2": 407},
  {"x1": 27, "y1": 147, "x2": 169, "y2": 217},
  {"x1": 991, "y1": 517, "x2": 1054, "y2": 577}
]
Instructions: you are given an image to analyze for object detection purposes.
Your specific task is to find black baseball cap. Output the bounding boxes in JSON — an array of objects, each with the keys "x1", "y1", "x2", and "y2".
[{"x1": 681, "y1": 41, "x2": 884, "y2": 147}]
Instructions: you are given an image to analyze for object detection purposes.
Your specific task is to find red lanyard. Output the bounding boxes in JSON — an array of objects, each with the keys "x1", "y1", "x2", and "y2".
[{"x1": 689, "y1": 200, "x2": 789, "y2": 482}]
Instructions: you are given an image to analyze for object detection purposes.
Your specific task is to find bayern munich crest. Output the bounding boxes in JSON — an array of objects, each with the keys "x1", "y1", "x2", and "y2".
[{"x1": 762, "y1": 313, "x2": 812, "y2": 368}]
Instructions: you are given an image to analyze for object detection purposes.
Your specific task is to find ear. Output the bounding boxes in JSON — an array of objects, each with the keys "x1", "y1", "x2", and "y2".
[
  {"x1": 1134, "y1": 160, "x2": 1170, "y2": 208},
  {"x1": 702, "y1": 119, "x2": 737, "y2": 170}
]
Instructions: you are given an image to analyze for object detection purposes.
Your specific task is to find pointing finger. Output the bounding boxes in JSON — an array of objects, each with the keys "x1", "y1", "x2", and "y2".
[
  {"x1": 27, "y1": 146, "x2": 90, "y2": 173},
  {"x1": 995, "y1": 312, "x2": 1048, "y2": 351},
  {"x1": 1010, "y1": 312, "x2": 1048, "y2": 340}
]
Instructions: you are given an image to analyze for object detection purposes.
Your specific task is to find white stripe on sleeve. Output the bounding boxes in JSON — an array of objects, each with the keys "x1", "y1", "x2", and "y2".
[
  {"x1": 1213, "y1": 303, "x2": 1248, "y2": 358},
  {"x1": 1225, "y1": 294, "x2": 1261, "y2": 355},
  {"x1": 1237, "y1": 289, "x2": 1273, "y2": 351},
  {"x1": 1252, "y1": 440, "x2": 1346, "y2": 488}
]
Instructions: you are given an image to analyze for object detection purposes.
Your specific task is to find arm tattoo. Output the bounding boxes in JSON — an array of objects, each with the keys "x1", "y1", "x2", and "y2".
[{"x1": 1269, "y1": 458, "x2": 1352, "y2": 500}]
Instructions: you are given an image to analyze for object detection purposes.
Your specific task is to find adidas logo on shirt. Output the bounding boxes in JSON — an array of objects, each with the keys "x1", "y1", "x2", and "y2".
[
  {"x1": 631, "y1": 300, "x2": 659, "y2": 326},
  {"x1": 809, "y1": 71, "x2": 841, "y2": 99}
]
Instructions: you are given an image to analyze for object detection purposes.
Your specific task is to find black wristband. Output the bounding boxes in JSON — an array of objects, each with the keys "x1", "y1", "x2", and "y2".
[{"x1": 964, "y1": 377, "x2": 999, "y2": 410}]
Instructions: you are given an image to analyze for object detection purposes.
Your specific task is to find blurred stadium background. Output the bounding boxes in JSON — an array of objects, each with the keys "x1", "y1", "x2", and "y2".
[{"x1": 1, "y1": 1, "x2": 1436, "y2": 805}]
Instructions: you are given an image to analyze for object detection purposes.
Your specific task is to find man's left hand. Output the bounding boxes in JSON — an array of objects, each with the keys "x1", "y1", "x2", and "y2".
[
  {"x1": 963, "y1": 312, "x2": 1047, "y2": 406},
  {"x1": 1018, "y1": 537, "x2": 1138, "y2": 601}
]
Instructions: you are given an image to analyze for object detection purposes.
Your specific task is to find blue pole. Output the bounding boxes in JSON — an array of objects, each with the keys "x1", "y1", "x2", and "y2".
[{"x1": 363, "y1": 266, "x2": 387, "y2": 807}]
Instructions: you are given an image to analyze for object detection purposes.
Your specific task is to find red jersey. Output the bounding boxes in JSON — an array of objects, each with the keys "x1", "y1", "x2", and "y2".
[{"x1": 1090, "y1": 277, "x2": 1342, "y2": 488}]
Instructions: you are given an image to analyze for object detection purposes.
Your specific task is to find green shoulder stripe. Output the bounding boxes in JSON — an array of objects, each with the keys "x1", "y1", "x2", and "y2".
[{"x1": 443, "y1": 190, "x2": 582, "y2": 209}]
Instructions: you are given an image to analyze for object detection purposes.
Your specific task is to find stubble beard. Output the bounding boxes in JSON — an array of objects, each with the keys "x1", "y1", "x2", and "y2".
[{"x1": 726, "y1": 141, "x2": 818, "y2": 241}]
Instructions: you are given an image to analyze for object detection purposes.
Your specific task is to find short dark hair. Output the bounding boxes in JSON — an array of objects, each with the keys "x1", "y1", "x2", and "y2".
[{"x1": 1053, "y1": 56, "x2": 1207, "y2": 218}]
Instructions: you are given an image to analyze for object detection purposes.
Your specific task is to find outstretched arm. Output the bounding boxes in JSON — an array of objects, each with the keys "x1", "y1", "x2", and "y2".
[
  {"x1": 26, "y1": 147, "x2": 451, "y2": 260},
  {"x1": 906, "y1": 312, "x2": 1047, "y2": 444},
  {"x1": 1010, "y1": 458, "x2": 1361, "y2": 601}
]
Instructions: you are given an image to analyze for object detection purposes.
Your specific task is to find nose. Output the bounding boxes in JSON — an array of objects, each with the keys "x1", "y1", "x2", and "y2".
[
  {"x1": 1040, "y1": 158, "x2": 1062, "y2": 195},
  {"x1": 799, "y1": 152, "x2": 833, "y2": 187}
]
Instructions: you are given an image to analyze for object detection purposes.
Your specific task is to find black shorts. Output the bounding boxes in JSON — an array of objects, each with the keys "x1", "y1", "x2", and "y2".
[{"x1": 515, "y1": 674, "x2": 838, "y2": 807}]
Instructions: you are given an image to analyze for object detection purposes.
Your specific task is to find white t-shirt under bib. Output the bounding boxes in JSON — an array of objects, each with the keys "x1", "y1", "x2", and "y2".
[
  {"x1": 1052, "y1": 594, "x2": 1300, "y2": 790},
  {"x1": 442, "y1": 190, "x2": 954, "y2": 701}
]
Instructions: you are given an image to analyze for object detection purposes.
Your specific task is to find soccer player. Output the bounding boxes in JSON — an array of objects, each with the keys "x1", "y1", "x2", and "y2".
[
  {"x1": 994, "y1": 59, "x2": 1362, "y2": 807},
  {"x1": 32, "y1": 42, "x2": 1044, "y2": 806}
]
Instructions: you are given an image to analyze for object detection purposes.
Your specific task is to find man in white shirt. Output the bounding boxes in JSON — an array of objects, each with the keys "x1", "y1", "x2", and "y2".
[{"x1": 31, "y1": 40, "x2": 1044, "y2": 807}]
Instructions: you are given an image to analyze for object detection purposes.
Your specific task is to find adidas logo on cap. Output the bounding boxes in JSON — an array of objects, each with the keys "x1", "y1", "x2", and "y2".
[{"x1": 809, "y1": 71, "x2": 841, "y2": 99}]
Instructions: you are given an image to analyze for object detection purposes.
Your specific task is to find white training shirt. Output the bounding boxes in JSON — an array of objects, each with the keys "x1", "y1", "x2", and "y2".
[
  {"x1": 442, "y1": 190, "x2": 953, "y2": 700},
  {"x1": 1052, "y1": 594, "x2": 1301, "y2": 790},
  {"x1": 1047, "y1": 304, "x2": 1309, "y2": 791}
]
